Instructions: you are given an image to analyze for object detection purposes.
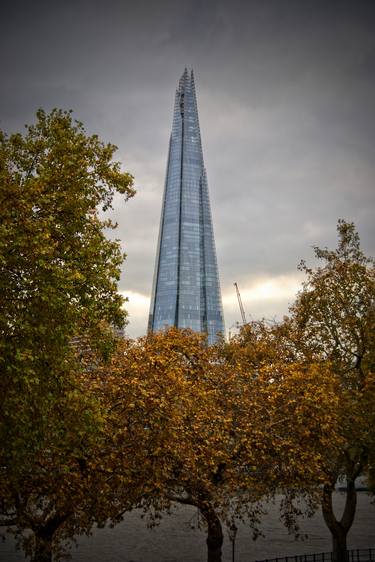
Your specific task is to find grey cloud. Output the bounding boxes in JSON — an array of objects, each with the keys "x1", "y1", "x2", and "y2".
[{"x1": 2, "y1": 0, "x2": 375, "y2": 335}]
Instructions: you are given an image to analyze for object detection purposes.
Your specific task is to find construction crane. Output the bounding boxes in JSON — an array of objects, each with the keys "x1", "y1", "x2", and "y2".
[{"x1": 234, "y1": 282, "x2": 247, "y2": 324}]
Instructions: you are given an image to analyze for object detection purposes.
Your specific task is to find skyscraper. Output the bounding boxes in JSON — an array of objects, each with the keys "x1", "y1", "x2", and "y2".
[{"x1": 148, "y1": 69, "x2": 224, "y2": 344}]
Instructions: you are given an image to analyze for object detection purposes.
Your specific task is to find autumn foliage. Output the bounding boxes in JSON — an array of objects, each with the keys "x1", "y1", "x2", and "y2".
[
  {"x1": 1, "y1": 109, "x2": 373, "y2": 562},
  {"x1": 91, "y1": 328, "x2": 344, "y2": 562},
  {"x1": 0, "y1": 109, "x2": 135, "y2": 561},
  {"x1": 230, "y1": 221, "x2": 375, "y2": 561}
]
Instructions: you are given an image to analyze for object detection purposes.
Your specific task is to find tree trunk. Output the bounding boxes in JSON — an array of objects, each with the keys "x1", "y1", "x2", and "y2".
[
  {"x1": 31, "y1": 534, "x2": 53, "y2": 562},
  {"x1": 332, "y1": 530, "x2": 349, "y2": 562},
  {"x1": 200, "y1": 503, "x2": 224, "y2": 562},
  {"x1": 321, "y1": 478, "x2": 357, "y2": 562},
  {"x1": 31, "y1": 513, "x2": 66, "y2": 562}
]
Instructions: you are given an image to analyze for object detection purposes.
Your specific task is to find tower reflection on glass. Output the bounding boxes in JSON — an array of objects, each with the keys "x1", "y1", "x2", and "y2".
[{"x1": 148, "y1": 69, "x2": 224, "y2": 344}]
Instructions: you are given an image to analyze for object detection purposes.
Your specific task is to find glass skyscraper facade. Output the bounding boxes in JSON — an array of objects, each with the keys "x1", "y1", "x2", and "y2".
[{"x1": 148, "y1": 69, "x2": 224, "y2": 344}]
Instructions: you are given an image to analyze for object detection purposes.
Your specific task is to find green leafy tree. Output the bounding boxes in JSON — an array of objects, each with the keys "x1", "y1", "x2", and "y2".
[{"x1": 0, "y1": 109, "x2": 135, "y2": 561}]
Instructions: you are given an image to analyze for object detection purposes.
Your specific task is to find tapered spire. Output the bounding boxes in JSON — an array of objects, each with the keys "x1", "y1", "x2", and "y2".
[{"x1": 148, "y1": 70, "x2": 224, "y2": 344}]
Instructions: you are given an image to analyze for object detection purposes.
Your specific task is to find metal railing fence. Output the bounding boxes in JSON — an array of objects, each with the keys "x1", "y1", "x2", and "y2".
[{"x1": 255, "y1": 547, "x2": 375, "y2": 562}]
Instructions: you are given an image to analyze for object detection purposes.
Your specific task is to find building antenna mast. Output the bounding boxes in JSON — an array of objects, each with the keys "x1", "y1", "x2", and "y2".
[{"x1": 234, "y1": 282, "x2": 247, "y2": 324}]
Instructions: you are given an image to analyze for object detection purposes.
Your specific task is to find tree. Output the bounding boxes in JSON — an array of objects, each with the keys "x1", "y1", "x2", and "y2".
[
  {"x1": 99, "y1": 328, "x2": 343, "y2": 562},
  {"x1": 0, "y1": 109, "x2": 135, "y2": 561},
  {"x1": 231, "y1": 221, "x2": 375, "y2": 561},
  {"x1": 287, "y1": 220, "x2": 375, "y2": 560}
]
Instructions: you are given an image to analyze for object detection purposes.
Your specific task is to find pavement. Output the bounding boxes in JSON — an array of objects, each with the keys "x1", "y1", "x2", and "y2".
[{"x1": 1, "y1": 492, "x2": 374, "y2": 562}]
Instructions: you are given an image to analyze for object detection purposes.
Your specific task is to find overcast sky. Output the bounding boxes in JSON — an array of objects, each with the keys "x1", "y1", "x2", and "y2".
[{"x1": 2, "y1": 0, "x2": 375, "y2": 337}]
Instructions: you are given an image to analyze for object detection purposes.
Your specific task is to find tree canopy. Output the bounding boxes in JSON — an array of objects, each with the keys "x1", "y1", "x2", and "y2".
[
  {"x1": 230, "y1": 220, "x2": 375, "y2": 561},
  {"x1": 0, "y1": 109, "x2": 134, "y2": 561},
  {"x1": 1, "y1": 116, "x2": 372, "y2": 562},
  {"x1": 290, "y1": 220, "x2": 375, "y2": 559},
  {"x1": 96, "y1": 327, "x2": 344, "y2": 562}
]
